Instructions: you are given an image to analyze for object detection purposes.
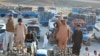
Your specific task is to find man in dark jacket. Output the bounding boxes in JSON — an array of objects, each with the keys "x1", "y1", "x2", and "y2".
[
  {"x1": 72, "y1": 25, "x2": 83, "y2": 56},
  {"x1": 32, "y1": 28, "x2": 38, "y2": 46},
  {"x1": 25, "y1": 30, "x2": 34, "y2": 43},
  {"x1": 25, "y1": 30, "x2": 35, "y2": 55}
]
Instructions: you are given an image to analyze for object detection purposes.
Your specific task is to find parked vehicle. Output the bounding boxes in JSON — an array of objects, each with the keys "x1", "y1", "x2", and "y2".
[
  {"x1": 93, "y1": 23, "x2": 100, "y2": 42},
  {"x1": 96, "y1": 15, "x2": 100, "y2": 23},
  {"x1": 69, "y1": 13, "x2": 96, "y2": 31},
  {"x1": 81, "y1": 27, "x2": 91, "y2": 46},
  {"x1": 48, "y1": 8, "x2": 57, "y2": 15},
  {"x1": 0, "y1": 29, "x2": 5, "y2": 50},
  {"x1": 0, "y1": 9, "x2": 18, "y2": 17},
  {"x1": 86, "y1": 23, "x2": 94, "y2": 31},
  {"x1": 0, "y1": 20, "x2": 6, "y2": 29},
  {"x1": 95, "y1": 9, "x2": 100, "y2": 15},
  {"x1": 38, "y1": 7, "x2": 45, "y2": 12},
  {"x1": 0, "y1": 20, "x2": 6, "y2": 50},
  {"x1": 38, "y1": 12, "x2": 54, "y2": 26},
  {"x1": 8, "y1": 10, "x2": 18, "y2": 18},
  {"x1": 72, "y1": 7, "x2": 92, "y2": 14},
  {"x1": 21, "y1": 11, "x2": 38, "y2": 18}
]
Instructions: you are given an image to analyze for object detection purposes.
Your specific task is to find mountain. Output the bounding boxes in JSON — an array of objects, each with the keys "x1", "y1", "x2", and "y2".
[{"x1": 1, "y1": 0, "x2": 100, "y2": 8}]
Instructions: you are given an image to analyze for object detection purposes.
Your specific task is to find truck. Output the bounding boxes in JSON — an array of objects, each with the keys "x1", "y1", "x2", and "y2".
[
  {"x1": 96, "y1": 15, "x2": 100, "y2": 23},
  {"x1": 21, "y1": 11, "x2": 38, "y2": 18},
  {"x1": 0, "y1": 20, "x2": 6, "y2": 50},
  {"x1": 38, "y1": 12, "x2": 54, "y2": 26},
  {"x1": 93, "y1": 23, "x2": 100, "y2": 42},
  {"x1": 72, "y1": 7, "x2": 92, "y2": 14},
  {"x1": 69, "y1": 13, "x2": 96, "y2": 31}
]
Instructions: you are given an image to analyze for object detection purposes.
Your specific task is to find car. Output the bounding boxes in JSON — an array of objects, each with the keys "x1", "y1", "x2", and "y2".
[
  {"x1": 26, "y1": 24, "x2": 41, "y2": 40},
  {"x1": 39, "y1": 12, "x2": 54, "y2": 26},
  {"x1": 93, "y1": 23, "x2": 100, "y2": 42},
  {"x1": 0, "y1": 20, "x2": 6, "y2": 50},
  {"x1": 0, "y1": 30, "x2": 5, "y2": 50},
  {"x1": 81, "y1": 27, "x2": 91, "y2": 46},
  {"x1": 21, "y1": 11, "x2": 38, "y2": 18},
  {"x1": 8, "y1": 10, "x2": 18, "y2": 18},
  {"x1": 86, "y1": 23, "x2": 94, "y2": 31},
  {"x1": 0, "y1": 20, "x2": 6, "y2": 29},
  {"x1": 0, "y1": 9, "x2": 18, "y2": 18},
  {"x1": 81, "y1": 27, "x2": 89, "y2": 40}
]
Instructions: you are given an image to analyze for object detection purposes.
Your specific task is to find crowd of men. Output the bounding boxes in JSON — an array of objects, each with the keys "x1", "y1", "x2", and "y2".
[
  {"x1": 2, "y1": 14, "x2": 85, "y2": 56},
  {"x1": 2, "y1": 14, "x2": 37, "y2": 56}
]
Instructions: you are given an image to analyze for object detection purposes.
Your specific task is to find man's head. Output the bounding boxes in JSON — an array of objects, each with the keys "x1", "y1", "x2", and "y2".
[
  {"x1": 85, "y1": 47, "x2": 88, "y2": 51},
  {"x1": 18, "y1": 18, "x2": 22, "y2": 25},
  {"x1": 76, "y1": 24, "x2": 81, "y2": 30},
  {"x1": 94, "y1": 50, "x2": 97, "y2": 55}
]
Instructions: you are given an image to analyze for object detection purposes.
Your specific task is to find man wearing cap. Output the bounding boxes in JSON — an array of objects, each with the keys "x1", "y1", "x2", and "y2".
[{"x1": 3, "y1": 14, "x2": 15, "y2": 54}]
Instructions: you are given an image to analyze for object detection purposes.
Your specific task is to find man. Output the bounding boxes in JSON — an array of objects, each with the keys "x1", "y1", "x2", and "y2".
[
  {"x1": 25, "y1": 30, "x2": 34, "y2": 43},
  {"x1": 32, "y1": 28, "x2": 38, "y2": 46},
  {"x1": 42, "y1": 33, "x2": 48, "y2": 48},
  {"x1": 3, "y1": 14, "x2": 15, "y2": 54},
  {"x1": 92, "y1": 50, "x2": 98, "y2": 56},
  {"x1": 72, "y1": 25, "x2": 83, "y2": 56},
  {"x1": 84, "y1": 47, "x2": 89, "y2": 56},
  {"x1": 25, "y1": 30, "x2": 35, "y2": 55},
  {"x1": 15, "y1": 18, "x2": 27, "y2": 52}
]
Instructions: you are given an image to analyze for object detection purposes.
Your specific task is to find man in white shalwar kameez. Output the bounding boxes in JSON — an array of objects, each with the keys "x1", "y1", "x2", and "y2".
[
  {"x1": 15, "y1": 18, "x2": 27, "y2": 51},
  {"x1": 42, "y1": 33, "x2": 48, "y2": 48}
]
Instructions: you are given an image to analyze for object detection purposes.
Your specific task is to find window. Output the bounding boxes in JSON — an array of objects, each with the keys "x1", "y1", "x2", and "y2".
[
  {"x1": 28, "y1": 26, "x2": 40, "y2": 33},
  {"x1": 98, "y1": 19, "x2": 100, "y2": 21},
  {"x1": 0, "y1": 25, "x2": 3, "y2": 29},
  {"x1": 0, "y1": 29, "x2": 5, "y2": 33}
]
